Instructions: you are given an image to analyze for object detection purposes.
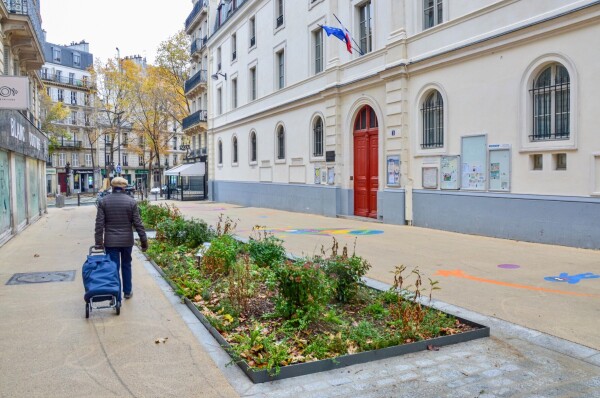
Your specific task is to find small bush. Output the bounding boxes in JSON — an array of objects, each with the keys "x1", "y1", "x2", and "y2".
[
  {"x1": 139, "y1": 202, "x2": 181, "y2": 229},
  {"x1": 201, "y1": 234, "x2": 240, "y2": 277},
  {"x1": 156, "y1": 217, "x2": 214, "y2": 248},
  {"x1": 247, "y1": 233, "x2": 287, "y2": 268},
  {"x1": 272, "y1": 259, "x2": 332, "y2": 323}
]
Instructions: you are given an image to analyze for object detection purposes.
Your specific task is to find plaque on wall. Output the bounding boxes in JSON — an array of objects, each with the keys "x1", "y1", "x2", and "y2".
[{"x1": 325, "y1": 151, "x2": 335, "y2": 162}]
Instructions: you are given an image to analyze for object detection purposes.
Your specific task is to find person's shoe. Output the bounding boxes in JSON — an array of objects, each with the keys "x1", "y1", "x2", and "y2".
[{"x1": 124, "y1": 292, "x2": 133, "y2": 299}]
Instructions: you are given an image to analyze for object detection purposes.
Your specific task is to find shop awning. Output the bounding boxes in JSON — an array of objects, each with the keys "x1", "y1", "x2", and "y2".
[{"x1": 164, "y1": 162, "x2": 206, "y2": 176}]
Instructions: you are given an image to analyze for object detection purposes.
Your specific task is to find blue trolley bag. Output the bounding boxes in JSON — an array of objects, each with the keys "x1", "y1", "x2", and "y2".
[{"x1": 82, "y1": 246, "x2": 122, "y2": 317}]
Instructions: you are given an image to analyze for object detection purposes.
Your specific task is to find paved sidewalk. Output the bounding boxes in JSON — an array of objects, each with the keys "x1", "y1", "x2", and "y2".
[{"x1": 1, "y1": 204, "x2": 599, "y2": 397}]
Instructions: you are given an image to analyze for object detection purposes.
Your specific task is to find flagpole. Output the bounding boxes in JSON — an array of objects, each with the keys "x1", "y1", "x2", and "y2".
[{"x1": 333, "y1": 13, "x2": 364, "y2": 55}]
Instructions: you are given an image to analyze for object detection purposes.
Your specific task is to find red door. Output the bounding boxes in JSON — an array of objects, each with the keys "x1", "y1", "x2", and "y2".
[
  {"x1": 58, "y1": 173, "x2": 67, "y2": 194},
  {"x1": 353, "y1": 106, "x2": 378, "y2": 218}
]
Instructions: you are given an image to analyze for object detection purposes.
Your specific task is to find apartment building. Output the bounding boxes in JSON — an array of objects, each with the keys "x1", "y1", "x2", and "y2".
[
  {"x1": 42, "y1": 40, "x2": 97, "y2": 194},
  {"x1": 0, "y1": 0, "x2": 48, "y2": 246},
  {"x1": 203, "y1": 0, "x2": 600, "y2": 249}
]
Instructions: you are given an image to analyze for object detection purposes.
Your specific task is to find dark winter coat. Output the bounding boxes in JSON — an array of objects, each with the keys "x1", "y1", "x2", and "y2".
[{"x1": 94, "y1": 191, "x2": 147, "y2": 248}]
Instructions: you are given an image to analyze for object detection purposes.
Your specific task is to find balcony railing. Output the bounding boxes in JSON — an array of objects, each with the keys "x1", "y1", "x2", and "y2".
[
  {"x1": 182, "y1": 110, "x2": 208, "y2": 130},
  {"x1": 3, "y1": 0, "x2": 44, "y2": 50},
  {"x1": 41, "y1": 73, "x2": 92, "y2": 88},
  {"x1": 190, "y1": 36, "x2": 208, "y2": 55},
  {"x1": 214, "y1": 0, "x2": 249, "y2": 35},
  {"x1": 56, "y1": 140, "x2": 82, "y2": 148},
  {"x1": 185, "y1": 69, "x2": 208, "y2": 93},
  {"x1": 185, "y1": 0, "x2": 208, "y2": 31}
]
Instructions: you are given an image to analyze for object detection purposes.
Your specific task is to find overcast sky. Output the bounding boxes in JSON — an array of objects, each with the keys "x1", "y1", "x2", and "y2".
[{"x1": 40, "y1": 0, "x2": 191, "y2": 65}]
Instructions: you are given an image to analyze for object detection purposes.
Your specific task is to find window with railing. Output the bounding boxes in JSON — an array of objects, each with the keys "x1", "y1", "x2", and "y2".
[
  {"x1": 249, "y1": 17, "x2": 256, "y2": 47},
  {"x1": 421, "y1": 91, "x2": 444, "y2": 148},
  {"x1": 276, "y1": 0, "x2": 284, "y2": 27},
  {"x1": 530, "y1": 64, "x2": 570, "y2": 141},
  {"x1": 231, "y1": 33, "x2": 237, "y2": 61}
]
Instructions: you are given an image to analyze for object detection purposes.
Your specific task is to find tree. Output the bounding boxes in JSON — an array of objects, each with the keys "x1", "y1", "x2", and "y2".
[
  {"x1": 40, "y1": 92, "x2": 70, "y2": 154},
  {"x1": 155, "y1": 29, "x2": 191, "y2": 120}
]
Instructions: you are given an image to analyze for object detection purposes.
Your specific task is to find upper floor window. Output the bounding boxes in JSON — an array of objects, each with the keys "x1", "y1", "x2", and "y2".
[
  {"x1": 530, "y1": 64, "x2": 570, "y2": 141},
  {"x1": 249, "y1": 66, "x2": 257, "y2": 101},
  {"x1": 231, "y1": 33, "x2": 237, "y2": 61},
  {"x1": 313, "y1": 116, "x2": 324, "y2": 157},
  {"x1": 73, "y1": 53, "x2": 81, "y2": 67},
  {"x1": 69, "y1": 72, "x2": 75, "y2": 85},
  {"x1": 276, "y1": 125, "x2": 285, "y2": 160},
  {"x1": 313, "y1": 28, "x2": 323, "y2": 74},
  {"x1": 421, "y1": 91, "x2": 444, "y2": 148},
  {"x1": 57, "y1": 89, "x2": 64, "y2": 102},
  {"x1": 218, "y1": 140, "x2": 223, "y2": 165},
  {"x1": 249, "y1": 16, "x2": 256, "y2": 48},
  {"x1": 232, "y1": 135, "x2": 238, "y2": 164},
  {"x1": 276, "y1": 49, "x2": 285, "y2": 89},
  {"x1": 276, "y1": 0, "x2": 284, "y2": 28},
  {"x1": 53, "y1": 48, "x2": 61, "y2": 63},
  {"x1": 358, "y1": 1, "x2": 372, "y2": 54},
  {"x1": 71, "y1": 92, "x2": 77, "y2": 105},
  {"x1": 423, "y1": 0, "x2": 443, "y2": 30},
  {"x1": 232, "y1": 78, "x2": 238, "y2": 109},
  {"x1": 217, "y1": 87, "x2": 223, "y2": 115},
  {"x1": 250, "y1": 131, "x2": 257, "y2": 163}
]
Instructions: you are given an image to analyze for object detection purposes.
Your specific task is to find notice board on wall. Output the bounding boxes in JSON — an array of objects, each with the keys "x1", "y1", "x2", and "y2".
[
  {"x1": 489, "y1": 149, "x2": 510, "y2": 191},
  {"x1": 461, "y1": 135, "x2": 487, "y2": 190},
  {"x1": 440, "y1": 155, "x2": 460, "y2": 190}
]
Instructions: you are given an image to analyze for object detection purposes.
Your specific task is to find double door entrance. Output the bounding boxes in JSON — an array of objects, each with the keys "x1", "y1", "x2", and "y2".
[{"x1": 353, "y1": 105, "x2": 379, "y2": 219}]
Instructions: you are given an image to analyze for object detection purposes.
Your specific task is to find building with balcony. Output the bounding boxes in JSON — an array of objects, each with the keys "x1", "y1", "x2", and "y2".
[
  {"x1": 183, "y1": 0, "x2": 210, "y2": 165},
  {"x1": 41, "y1": 40, "x2": 97, "y2": 194},
  {"x1": 205, "y1": 0, "x2": 600, "y2": 249},
  {"x1": 0, "y1": 0, "x2": 48, "y2": 246}
]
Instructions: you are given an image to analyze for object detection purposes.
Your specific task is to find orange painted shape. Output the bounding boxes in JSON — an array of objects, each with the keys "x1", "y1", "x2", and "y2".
[{"x1": 435, "y1": 269, "x2": 600, "y2": 298}]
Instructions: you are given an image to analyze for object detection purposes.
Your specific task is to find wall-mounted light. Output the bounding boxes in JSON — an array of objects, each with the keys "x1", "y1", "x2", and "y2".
[{"x1": 211, "y1": 72, "x2": 227, "y2": 80}]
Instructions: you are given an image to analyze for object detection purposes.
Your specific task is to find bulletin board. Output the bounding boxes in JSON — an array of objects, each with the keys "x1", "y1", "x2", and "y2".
[
  {"x1": 461, "y1": 135, "x2": 487, "y2": 191},
  {"x1": 422, "y1": 167, "x2": 438, "y2": 189},
  {"x1": 489, "y1": 149, "x2": 510, "y2": 191},
  {"x1": 440, "y1": 155, "x2": 460, "y2": 190}
]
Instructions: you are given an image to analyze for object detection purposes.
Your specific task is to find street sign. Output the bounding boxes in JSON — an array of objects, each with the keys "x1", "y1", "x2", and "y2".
[{"x1": 116, "y1": 164, "x2": 122, "y2": 173}]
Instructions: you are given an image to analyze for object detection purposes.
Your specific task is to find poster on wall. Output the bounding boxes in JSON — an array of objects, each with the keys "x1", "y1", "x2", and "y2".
[
  {"x1": 386, "y1": 155, "x2": 400, "y2": 186},
  {"x1": 461, "y1": 135, "x2": 487, "y2": 190},
  {"x1": 440, "y1": 155, "x2": 460, "y2": 190},
  {"x1": 422, "y1": 167, "x2": 438, "y2": 189},
  {"x1": 327, "y1": 167, "x2": 335, "y2": 185},
  {"x1": 489, "y1": 149, "x2": 510, "y2": 191},
  {"x1": 314, "y1": 166, "x2": 321, "y2": 184}
]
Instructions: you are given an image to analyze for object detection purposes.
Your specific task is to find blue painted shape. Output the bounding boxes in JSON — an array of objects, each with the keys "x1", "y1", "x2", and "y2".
[{"x1": 544, "y1": 272, "x2": 600, "y2": 284}]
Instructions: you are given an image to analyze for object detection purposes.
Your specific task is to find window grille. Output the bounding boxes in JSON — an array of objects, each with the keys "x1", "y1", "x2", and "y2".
[
  {"x1": 530, "y1": 65, "x2": 570, "y2": 141},
  {"x1": 250, "y1": 132, "x2": 257, "y2": 162},
  {"x1": 421, "y1": 91, "x2": 444, "y2": 148},
  {"x1": 277, "y1": 127, "x2": 285, "y2": 159},
  {"x1": 218, "y1": 141, "x2": 223, "y2": 164},
  {"x1": 233, "y1": 136, "x2": 238, "y2": 163},
  {"x1": 313, "y1": 117, "x2": 323, "y2": 157}
]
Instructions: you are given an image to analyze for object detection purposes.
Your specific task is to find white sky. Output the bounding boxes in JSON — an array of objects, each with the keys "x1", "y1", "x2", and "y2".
[{"x1": 40, "y1": 0, "x2": 191, "y2": 65}]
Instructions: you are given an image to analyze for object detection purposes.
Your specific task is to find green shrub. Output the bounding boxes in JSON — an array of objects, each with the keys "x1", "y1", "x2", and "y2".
[
  {"x1": 272, "y1": 259, "x2": 332, "y2": 323},
  {"x1": 156, "y1": 217, "x2": 214, "y2": 248},
  {"x1": 247, "y1": 235, "x2": 287, "y2": 268},
  {"x1": 201, "y1": 234, "x2": 240, "y2": 277},
  {"x1": 139, "y1": 202, "x2": 181, "y2": 229},
  {"x1": 322, "y1": 253, "x2": 371, "y2": 303}
]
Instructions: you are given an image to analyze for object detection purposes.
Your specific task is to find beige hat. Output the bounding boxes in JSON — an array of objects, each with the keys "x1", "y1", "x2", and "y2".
[{"x1": 110, "y1": 177, "x2": 128, "y2": 188}]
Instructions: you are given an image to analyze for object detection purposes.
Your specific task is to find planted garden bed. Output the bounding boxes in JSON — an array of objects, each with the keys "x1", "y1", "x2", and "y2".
[{"x1": 138, "y1": 202, "x2": 489, "y2": 383}]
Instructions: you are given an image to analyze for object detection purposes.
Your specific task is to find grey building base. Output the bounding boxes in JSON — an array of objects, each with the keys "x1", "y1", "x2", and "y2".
[
  {"x1": 412, "y1": 190, "x2": 600, "y2": 250},
  {"x1": 210, "y1": 180, "x2": 600, "y2": 249}
]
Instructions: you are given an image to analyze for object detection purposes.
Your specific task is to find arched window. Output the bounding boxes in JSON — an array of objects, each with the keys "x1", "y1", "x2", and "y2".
[
  {"x1": 276, "y1": 125, "x2": 285, "y2": 160},
  {"x1": 232, "y1": 136, "x2": 238, "y2": 163},
  {"x1": 218, "y1": 140, "x2": 223, "y2": 164},
  {"x1": 250, "y1": 131, "x2": 257, "y2": 162},
  {"x1": 313, "y1": 117, "x2": 323, "y2": 157},
  {"x1": 531, "y1": 64, "x2": 570, "y2": 141},
  {"x1": 421, "y1": 91, "x2": 443, "y2": 148}
]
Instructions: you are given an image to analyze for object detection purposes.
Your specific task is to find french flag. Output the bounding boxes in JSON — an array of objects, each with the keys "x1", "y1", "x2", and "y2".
[{"x1": 322, "y1": 25, "x2": 353, "y2": 54}]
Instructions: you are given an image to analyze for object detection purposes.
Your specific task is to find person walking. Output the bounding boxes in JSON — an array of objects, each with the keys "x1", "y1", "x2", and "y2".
[{"x1": 94, "y1": 177, "x2": 148, "y2": 299}]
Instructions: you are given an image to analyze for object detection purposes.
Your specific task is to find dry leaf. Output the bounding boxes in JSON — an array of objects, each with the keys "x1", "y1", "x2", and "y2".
[
  {"x1": 154, "y1": 337, "x2": 169, "y2": 344},
  {"x1": 427, "y1": 345, "x2": 440, "y2": 351},
  {"x1": 34, "y1": 254, "x2": 40, "y2": 258}
]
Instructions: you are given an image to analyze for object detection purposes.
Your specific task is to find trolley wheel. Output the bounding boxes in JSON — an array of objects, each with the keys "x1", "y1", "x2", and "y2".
[
  {"x1": 116, "y1": 301, "x2": 121, "y2": 316},
  {"x1": 85, "y1": 303, "x2": 90, "y2": 318}
]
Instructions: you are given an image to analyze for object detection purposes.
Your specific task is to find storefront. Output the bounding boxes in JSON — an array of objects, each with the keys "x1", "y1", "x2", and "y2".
[{"x1": 0, "y1": 110, "x2": 49, "y2": 246}]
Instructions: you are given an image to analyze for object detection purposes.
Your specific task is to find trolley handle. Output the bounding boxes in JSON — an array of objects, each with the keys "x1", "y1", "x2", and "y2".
[{"x1": 89, "y1": 245, "x2": 105, "y2": 255}]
